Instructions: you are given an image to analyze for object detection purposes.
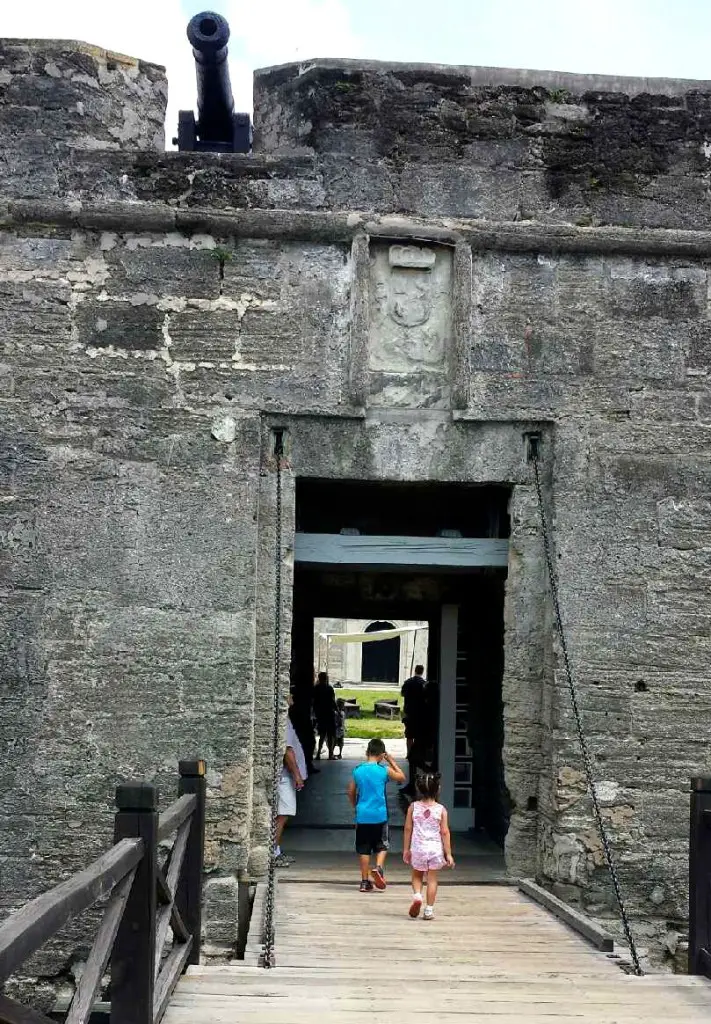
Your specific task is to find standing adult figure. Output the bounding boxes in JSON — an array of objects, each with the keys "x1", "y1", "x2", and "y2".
[
  {"x1": 274, "y1": 696, "x2": 307, "y2": 867},
  {"x1": 289, "y1": 667, "x2": 318, "y2": 774},
  {"x1": 313, "y1": 670, "x2": 337, "y2": 760},
  {"x1": 401, "y1": 664, "x2": 427, "y2": 795},
  {"x1": 423, "y1": 675, "x2": 440, "y2": 771}
]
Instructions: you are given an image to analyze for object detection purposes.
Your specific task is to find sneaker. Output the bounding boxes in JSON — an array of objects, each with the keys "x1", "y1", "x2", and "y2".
[
  {"x1": 409, "y1": 893, "x2": 423, "y2": 918},
  {"x1": 423, "y1": 906, "x2": 434, "y2": 921},
  {"x1": 359, "y1": 879, "x2": 374, "y2": 893},
  {"x1": 371, "y1": 866, "x2": 387, "y2": 890},
  {"x1": 274, "y1": 853, "x2": 294, "y2": 867}
]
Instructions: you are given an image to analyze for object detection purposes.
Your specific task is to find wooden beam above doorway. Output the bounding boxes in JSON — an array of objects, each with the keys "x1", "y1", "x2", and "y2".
[{"x1": 293, "y1": 533, "x2": 509, "y2": 569}]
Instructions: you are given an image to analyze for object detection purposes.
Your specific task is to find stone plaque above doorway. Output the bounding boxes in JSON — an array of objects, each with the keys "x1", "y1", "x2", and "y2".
[
  {"x1": 348, "y1": 235, "x2": 471, "y2": 411},
  {"x1": 369, "y1": 243, "x2": 451, "y2": 372},
  {"x1": 368, "y1": 241, "x2": 452, "y2": 409}
]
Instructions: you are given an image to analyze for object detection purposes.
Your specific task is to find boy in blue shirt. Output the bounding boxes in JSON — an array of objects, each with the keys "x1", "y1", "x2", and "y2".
[{"x1": 347, "y1": 738, "x2": 406, "y2": 892}]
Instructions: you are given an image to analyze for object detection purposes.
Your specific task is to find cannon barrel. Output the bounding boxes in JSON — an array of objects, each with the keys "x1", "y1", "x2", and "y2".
[
  {"x1": 188, "y1": 11, "x2": 235, "y2": 146},
  {"x1": 176, "y1": 11, "x2": 250, "y2": 153}
]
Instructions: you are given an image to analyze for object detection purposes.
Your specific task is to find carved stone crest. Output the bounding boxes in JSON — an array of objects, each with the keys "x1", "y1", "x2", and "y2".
[
  {"x1": 387, "y1": 246, "x2": 436, "y2": 328},
  {"x1": 368, "y1": 243, "x2": 452, "y2": 377}
]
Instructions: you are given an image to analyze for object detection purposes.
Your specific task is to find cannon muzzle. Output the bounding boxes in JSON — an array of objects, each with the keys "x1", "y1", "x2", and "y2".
[{"x1": 175, "y1": 11, "x2": 251, "y2": 154}]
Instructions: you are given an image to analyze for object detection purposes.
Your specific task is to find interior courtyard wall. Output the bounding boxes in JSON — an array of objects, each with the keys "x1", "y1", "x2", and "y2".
[
  {"x1": 314, "y1": 618, "x2": 348, "y2": 678},
  {"x1": 313, "y1": 619, "x2": 429, "y2": 683}
]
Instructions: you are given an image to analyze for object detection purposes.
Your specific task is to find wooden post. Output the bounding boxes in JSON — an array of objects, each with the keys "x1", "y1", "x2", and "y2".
[
  {"x1": 175, "y1": 760, "x2": 206, "y2": 965},
  {"x1": 689, "y1": 777, "x2": 711, "y2": 975},
  {"x1": 438, "y1": 605, "x2": 459, "y2": 823},
  {"x1": 110, "y1": 782, "x2": 158, "y2": 1024}
]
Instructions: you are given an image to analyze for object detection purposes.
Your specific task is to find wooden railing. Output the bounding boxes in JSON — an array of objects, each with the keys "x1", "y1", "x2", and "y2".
[{"x1": 0, "y1": 759, "x2": 206, "y2": 1024}]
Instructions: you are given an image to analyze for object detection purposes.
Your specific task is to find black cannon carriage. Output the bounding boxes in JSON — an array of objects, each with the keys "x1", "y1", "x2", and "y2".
[{"x1": 176, "y1": 11, "x2": 252, "y2": 154}]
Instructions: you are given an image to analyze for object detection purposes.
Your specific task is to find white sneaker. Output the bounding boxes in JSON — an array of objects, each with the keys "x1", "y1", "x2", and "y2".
[{"x1": 423, "y1": 905, "x2": 434, "y2": 921}]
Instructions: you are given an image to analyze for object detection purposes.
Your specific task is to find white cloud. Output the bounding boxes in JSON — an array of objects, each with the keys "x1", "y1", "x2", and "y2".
[{"x1": 0, "y1": 0, "x2": 365, "y2": 146}]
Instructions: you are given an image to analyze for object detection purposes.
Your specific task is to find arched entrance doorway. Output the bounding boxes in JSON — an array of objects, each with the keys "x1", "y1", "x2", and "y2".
[{"x1": 361, "y1": 621, "x2": 400, "y2": 683}]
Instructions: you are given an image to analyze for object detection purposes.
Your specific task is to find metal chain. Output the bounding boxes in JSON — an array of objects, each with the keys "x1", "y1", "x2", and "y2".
[
  {"x1": 260, "y1": 433, "x2": 284, "y2": 969},
  {"x1": 531, "y1": 449, "x2": 642, "y2": 976}
]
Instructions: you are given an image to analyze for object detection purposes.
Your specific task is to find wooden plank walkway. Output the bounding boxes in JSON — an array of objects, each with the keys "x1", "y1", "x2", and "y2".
[{"x1": 164, "y1": 882, "x2": 711, "y2": 1023}]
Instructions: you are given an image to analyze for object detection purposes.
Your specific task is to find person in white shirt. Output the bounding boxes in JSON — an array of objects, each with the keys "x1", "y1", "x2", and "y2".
[{"x1": 274, "y1": 695, "x2": 307, "y2": 867}]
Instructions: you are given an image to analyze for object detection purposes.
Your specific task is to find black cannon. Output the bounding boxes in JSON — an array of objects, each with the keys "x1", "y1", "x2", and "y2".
[{"x1": 176, "y1": 11, "x2": 251, "y2": 153}]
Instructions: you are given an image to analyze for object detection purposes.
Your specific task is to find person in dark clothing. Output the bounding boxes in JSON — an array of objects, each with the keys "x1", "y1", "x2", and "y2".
[
  {"x1": 313, "y1": 670, "x2": 337, "y2": 760},
  {"x1": 333, "y1": 698, "x2": 346, "y2": 759},
  {"x1": 289, "y1": 693, "x2": 318, "y2": 775},
  {"x1": 289, "y1": 666, "x2": 318, "y2": 775},
  {"x1": 402, "y1": 665, "x2": 427, "y2": 752},
  {"x1": 422, "y1": 677, "x2": 440, "y2": 771},
  {"x1": 401, "y1": 665, "x2": 427, "y2": 795}
]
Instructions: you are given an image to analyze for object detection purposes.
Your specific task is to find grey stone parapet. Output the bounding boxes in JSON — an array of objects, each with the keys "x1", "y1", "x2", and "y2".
[
  {"x1": 253, "y1": 58, "x2": 711, "y2": 158},
  {"x1": 0, "y1": 37, "x2": 167, "y2": 194},
  {"x1": 255, "y1": 57, "x2": 711, "y2": 98},
  {"x1": 251, "y1": 58, "x2": 711, "y2": 232}
]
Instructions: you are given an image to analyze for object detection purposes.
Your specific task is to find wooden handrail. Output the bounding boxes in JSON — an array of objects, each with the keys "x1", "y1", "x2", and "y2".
[
  {"x1": 0, "y1": 838, "x2": 142, "y2": 985},
  {"x1": 157, "y1": 793, "x2": 197, "y2": 842},
  {"x1": 0, "y1": 759, "x2": 206, "y2": 1024}
]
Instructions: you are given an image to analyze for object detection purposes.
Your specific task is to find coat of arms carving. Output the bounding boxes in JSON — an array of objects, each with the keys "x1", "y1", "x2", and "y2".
[{"x1": 368, "y1": 243, "x2": 452, "y2": 375}]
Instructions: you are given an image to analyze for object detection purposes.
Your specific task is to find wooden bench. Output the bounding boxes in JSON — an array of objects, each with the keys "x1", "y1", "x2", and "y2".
[
  {"x1": 374, "y1": 700, "x2": 401, "y2": 720},
  {"x1": 343, "y1": 699, "x2": 361, "y2": 719}
]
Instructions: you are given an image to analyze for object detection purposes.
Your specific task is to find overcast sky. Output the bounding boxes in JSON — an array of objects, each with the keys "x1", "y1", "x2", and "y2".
[{"x1": 2, "y1": 0, "x2": 711, "y2": 142}]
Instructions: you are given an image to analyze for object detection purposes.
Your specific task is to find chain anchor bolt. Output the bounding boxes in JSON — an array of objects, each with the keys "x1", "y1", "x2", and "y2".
[
  {"x1": 525, "y1": 431, "x2": 542, "y2": 462},
  {"x1": 272, "y1": 427, "x2": 286, "y2": 458}
]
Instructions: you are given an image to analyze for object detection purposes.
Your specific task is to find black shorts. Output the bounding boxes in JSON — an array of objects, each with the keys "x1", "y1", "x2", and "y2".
[{"x1": 355, "y1": 822, "x2": 389, "y2": 855}]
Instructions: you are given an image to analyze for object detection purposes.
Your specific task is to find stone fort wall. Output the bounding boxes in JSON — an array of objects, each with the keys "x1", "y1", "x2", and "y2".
[{"x1": 2, "y1": 43, "x2": 711, "y2": 974}]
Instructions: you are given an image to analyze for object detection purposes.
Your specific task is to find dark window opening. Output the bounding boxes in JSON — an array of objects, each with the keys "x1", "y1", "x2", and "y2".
[{"x1": 361, "y1": 620, "x2": 399, "y2": 683}]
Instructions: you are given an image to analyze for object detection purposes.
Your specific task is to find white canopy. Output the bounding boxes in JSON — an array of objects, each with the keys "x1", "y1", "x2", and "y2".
[{"x1": 319, "y1": 625, "x2": 426, "y2": 645}]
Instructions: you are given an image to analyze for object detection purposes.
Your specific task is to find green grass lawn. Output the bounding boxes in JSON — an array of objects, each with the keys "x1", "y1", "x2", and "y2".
[{"x1": 337, "y1": 687, "x2": 404, "y2": 740}]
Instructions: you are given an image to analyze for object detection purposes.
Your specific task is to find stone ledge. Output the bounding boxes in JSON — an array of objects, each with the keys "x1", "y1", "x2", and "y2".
[
  {"x1": 255, "y1": 57, "x2": 711, "y2": 99},
  {"x1": 0, "y1": 36, "x2": 164, "y2": 73},
  {"x1": 8, "y1": 198, "x2": 711, "y2": 258}
]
